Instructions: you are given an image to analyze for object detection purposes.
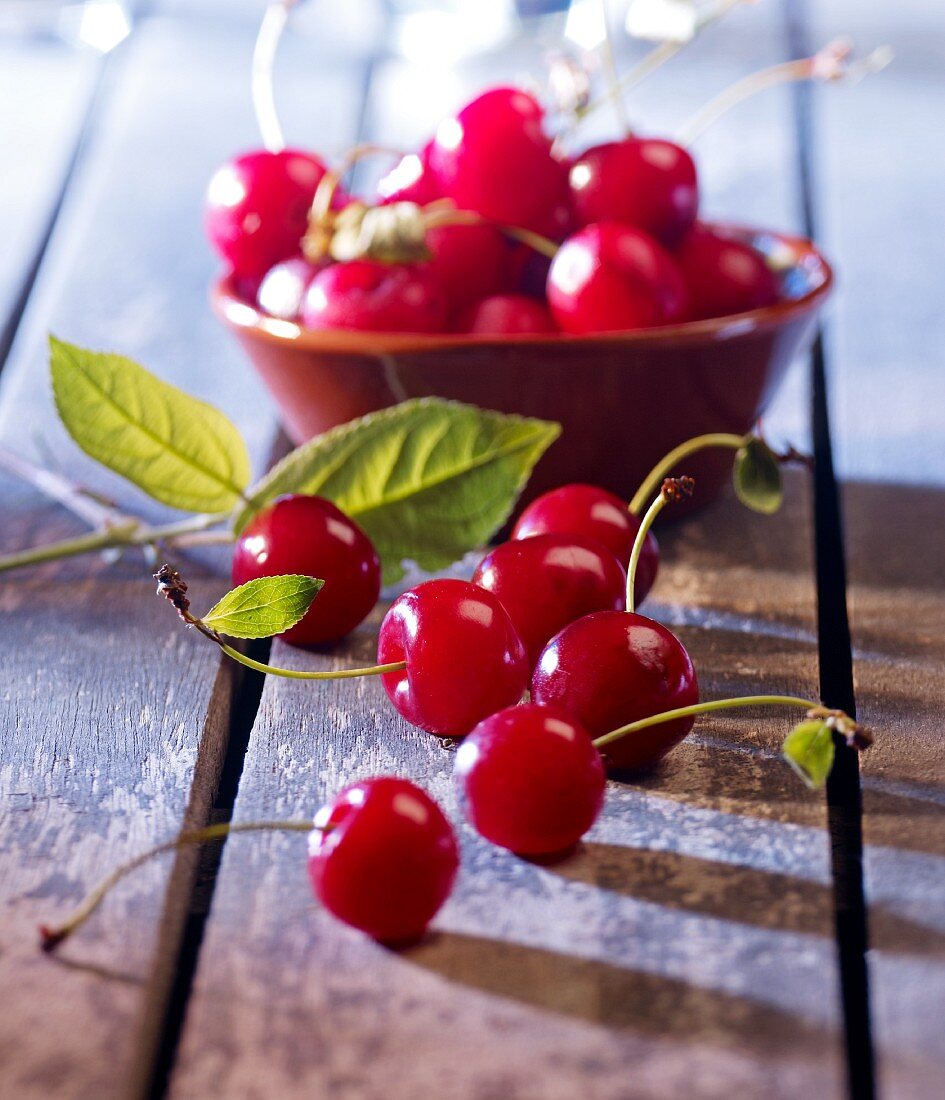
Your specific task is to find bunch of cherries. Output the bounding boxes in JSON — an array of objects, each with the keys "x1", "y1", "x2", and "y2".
[{"x1": 205, "y1": 83, "x2": 781, "y2": 338}]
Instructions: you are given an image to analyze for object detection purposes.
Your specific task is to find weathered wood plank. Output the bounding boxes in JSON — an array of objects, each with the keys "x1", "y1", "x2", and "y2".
[
  {"x1": 0, "y1": 13, "x2": 365, "y2": 1095},
  {"x1": 0, "y1": 38, "x2": 99, "y2": 354},
  {"x1": 169, "y1": 471, "x2": 844, "y2": 1098}
]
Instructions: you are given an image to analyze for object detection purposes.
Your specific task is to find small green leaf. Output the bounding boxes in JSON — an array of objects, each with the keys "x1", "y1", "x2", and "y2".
[
  {"x1": 49, "y1": 336, "x2": 251, "y2": 513},
  {"x1": 237, "y1": 398, "x2": 561, "y2": 583},
  {"x1": 783, "y1": 719, "x2": 835, "y2": 789},
  {"x1": 202, "y1": 575, "x2": 324, "y2": 639},
  {"x1": 733, "y1": 437, "x2": 783, "y2": 514}
]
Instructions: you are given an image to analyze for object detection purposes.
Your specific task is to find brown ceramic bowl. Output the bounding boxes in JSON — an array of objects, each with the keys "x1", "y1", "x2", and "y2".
[{"x1": 213, "y1": 224, "x2": 832, "y2": 511}]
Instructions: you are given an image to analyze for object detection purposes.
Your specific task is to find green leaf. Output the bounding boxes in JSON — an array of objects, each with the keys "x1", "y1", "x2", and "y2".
[
  {"x1": 783, "y1": 719, "x2": 835, "y2": 789},
  {"x1": 732, "y1": 437, "x2": 783, "y2": 514},
  {"x1": 202, "y1": 575, "x2": 324, "y2": 639},
  {"x1": 236, "y1": 398, "x2": 561, "y2": 583},
  {"x1": 49, "y1": 336, "x2": 251, "y2": 514}
]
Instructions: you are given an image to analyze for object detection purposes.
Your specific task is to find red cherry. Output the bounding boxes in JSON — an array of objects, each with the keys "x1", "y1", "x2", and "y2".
[
  {"x1": 429, "y1": 87, "x2": 571, "y2": 236},
  {"x1": 547, "y1": 222, "x2": 688, "y2": 334},
  {"x1": 458, "y1": 294, "x2": 556, "y2": 336},
  {"x1": 425, "y1": 223, "x2": 509, "y2": 314},
  {"x1": 257, "y1": 257, "x2": 323, "y2": 320},
  {"x1": 570, "y1": 138, "x2": 698, "y2": 246},
  {"x1": 455, "y1": 703, "x2": 605, "y2": 855},
  {"x1": 301, "y1": 260, "x2": 449, "y2": 333},
  {"x1": 232, "y1": 494, "x2": 380, "y2": 646},
  {"x1": 205, "y1": 149, "x2": 334, "y2": 278},
  {"x1": 377, "y1": 578, "x2": 528, "y2": 737},
  {"x1": 531, "y1": 610, "x2": 699, "y2": 771},
  {"x1": 309, "y1": 777, "x2": 459, "y2": 942},
  {"x1": 675, "y1": 224, "x2": 780, "y2": 320},
  {"x1": 512, "y1": 483, "x2": 659, "y2": 604},
  {"x1": 376, "y1": 141, "x2": 442, "y2": 206},
  {"x1": 472, "y1": 534, "x2": 625, "y2": 665}
]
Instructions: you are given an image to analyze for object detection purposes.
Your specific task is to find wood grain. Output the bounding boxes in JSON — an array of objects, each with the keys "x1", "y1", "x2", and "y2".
[{"x1": 169, "y1": 471, "x2": 845, "y2": 1099}]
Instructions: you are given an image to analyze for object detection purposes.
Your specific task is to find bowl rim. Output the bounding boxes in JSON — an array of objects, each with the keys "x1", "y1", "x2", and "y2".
[{"x1": 211, "y1": 221, "x2": 834, "y2": 354}]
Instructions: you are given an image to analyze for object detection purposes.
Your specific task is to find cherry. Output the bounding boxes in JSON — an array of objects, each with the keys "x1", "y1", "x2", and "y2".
[
  {"x1": 301, "y1": 260, "x2": 449, "y2": 333},
  {"x1": 455, "y1": 703, "x2": 605, "y2": 855},
  {"x1": 512, "y1": 483, "x2": 659, "y2": 604},
  {"x1": 376, "y1": 141, "x2": 442, "y2": 206},
  {"x1": 570, "y1": 139, "x2": 698, "y2": 247},
  {"x1": 675, "y1": 224, "x2": 780, "y2": 320},
  {"x1": 257, "y1": 256, "x2": 323, "y2": 320},
  {"x1": 309, "y1": 777, "x2": 459, "y2": 942},
  {"x1": 232, "y1": 494, "x2": 380, "y2": 646},
  {"x1": 547, "y1": 222, "x2": 688, "y2": 334},
  {"x1": 424, "y1": 223, "x2": 509, "y2": 314},
  {"x1": 531, "y1": 610, "x2": 699, "y2": 771},
  {"x1": 458, "y1": 294, "x2": 556, "y2": 336},
  {"x1": 472, "y1": 533, "x2": 625, "y2": 665},
  {"x1": 377, "y1": 578, "x2": 528, "y2": 737},
  {"x1": 429, "y1": 87, "x2": 571, "y2": 237},
  {"x1": 205, "y1": 149, "x2": 335, "y2": 278}
]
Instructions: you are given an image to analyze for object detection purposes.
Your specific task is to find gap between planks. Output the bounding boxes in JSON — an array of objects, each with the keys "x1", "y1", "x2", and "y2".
[{"x1": 782, "y1": 0, "x2": 876, "y2": 1096}]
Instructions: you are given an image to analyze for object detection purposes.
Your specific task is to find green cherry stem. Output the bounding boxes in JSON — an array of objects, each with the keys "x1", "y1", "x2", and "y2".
[
  {"x1": 628, "y1": 432, "x2": 747, "y2": 516},
  {"x1": 211, "y1": 632, "x2": 405, "y2": 682},
  {"x1": 598, "y1": 0, "x2": 631, "y2": 137},
  {"x1": 39, "y1": 819, "x2": 313, "y2": 953},
  {"x1": 626, "y1": 476, "x2": 695, "y2": 613}
]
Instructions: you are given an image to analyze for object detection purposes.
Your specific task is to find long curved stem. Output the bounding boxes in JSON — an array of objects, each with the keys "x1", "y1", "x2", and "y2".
[
  {"x1": 628, "y1": 433, "x2": 747, "y2": 516},
  {"x1": 592, "y1": 694, "x2": 815, "y2": 750},
  {"x1": 252, "y1": 0, "x2": 297, "y2": 152},
  {"x1": 212, "y1": 637, "x2": 406, "y2": 682},
  {"x1": 40, "y1": 820, "x2": 312, "y2": 951},
  {"x1": 598, "y1": 0, "x2": 630, "y2": 135},
  {"x1": 626, "y1": 477, "x2": 694, "y2": 612}
]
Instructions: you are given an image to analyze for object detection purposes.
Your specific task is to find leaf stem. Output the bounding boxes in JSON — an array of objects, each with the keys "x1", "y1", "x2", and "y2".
[
  {"x1": 626, "y1": 476, "x2": 694, "y2": 612},
  {"x1": 592, "y1": 694, "x2": 816, "y2": 749},
  {"x1": 628, "y1": 432, "x2": 747, "y2": 516},
  {"x1": 39, "y1": 819, "x2": 311, "y2": 952},
  {"x1": 0, "y1": 511, "x2": 229, "y2": 576}
]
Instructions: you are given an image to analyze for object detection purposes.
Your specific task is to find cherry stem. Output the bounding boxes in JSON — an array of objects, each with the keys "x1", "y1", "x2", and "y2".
[
  {"x1": 308, "y1": 144, "x2": 404, "y2": 228},
  {"x1": 252, "y1": 0, "x2": 297, "y2": 152},
  {"x1": 208, "y1": 628, "x2": 406, "y2": 682},
  {"x1": 39, "y1": 819, "x2": 312, "y2": 953},
  {"x1": 677, "y1": 39, "x2": 893, "y2": 146},
  {"x1": 598, "y1": 0, "x2": 631, "y2": 136},
  {"x1": 0, "y1": 511, "x2": 229, "y2": 576},
  {"x1": 626, "y1": 476, "x2": 694, "y2": 613},
  {"x1": 569, "y1": 0, "x2": 747, "y2": 132},
  {"x1": 628, "y1": 432, "x2": 748, "y2": 516}
]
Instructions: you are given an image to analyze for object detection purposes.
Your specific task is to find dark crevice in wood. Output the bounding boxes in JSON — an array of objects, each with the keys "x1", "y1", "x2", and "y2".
[
  {"x1": 133, "y1": 638, "x2": 271, "y2": 1100},
  {"x1": 0, "y1": 51, "x2": 113, "y2": 376},
  {"x1": 784, "y1": 2, "x2": 876, "y2": 1098}
]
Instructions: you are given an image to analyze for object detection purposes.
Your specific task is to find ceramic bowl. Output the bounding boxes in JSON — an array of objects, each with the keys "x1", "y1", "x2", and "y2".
[{"x1": 213, "y1": 224, "x2": 832, "y2": 510}]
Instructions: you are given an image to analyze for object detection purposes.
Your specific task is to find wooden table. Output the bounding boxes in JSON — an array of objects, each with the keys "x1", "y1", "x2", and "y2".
[{"x1": 1, "y1": 2, "x2": 942, "y2": 1097}]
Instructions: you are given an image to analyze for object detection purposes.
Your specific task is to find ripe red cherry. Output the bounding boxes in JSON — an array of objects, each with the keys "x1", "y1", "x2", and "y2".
[
  {"x1": 424, "y1": 223, "x2": 509, "y2": 314},
  {"x1": 429, "y1": 87, "x2": 571, "y2": 237},
  {"x1": 205, "y1": 149, "x2": 333, "y2": 278},
  {"x1": 531, "y1": 610, "x2": 699, "y2": 771},
  {"x1": 309, "y1": 777, "x2": 459, "y2": 942},
  {"x1": 512, "y1": 483, "x2": 659, "y2": 604},
  {"x1": 455, "y1": 703, "x2": 605, "y2": 855},
  {"x1": 257, "y1": 257, "x2": 323, "y2": 320},
  {"x1": 675, "y1": 224, "x2": 780, "y2": 320},
  {"x1": 570, "y1": 139, "x2": 698, "y2": 246},
  {"x1": 377, "y1": 578, "x2": 528, "y2": 737},
  {"x1": 458, "y1": 294, "x2": 556, "y2": 336},
  {"x1": 301, "y1": 260, "x2": 448, "y2": 333},
  {"x1": 472, "y1": 534, "x2": 625, "y2": 665},
  {"x1": 376, "y1": 141, "x2": 442, "y2": 206},
  {"x1": 547, "y1": 222, "x2": 688, "y2": 334},
  {"x1": 232, "y1": 494, "x2": 380, "y2": 646}
]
